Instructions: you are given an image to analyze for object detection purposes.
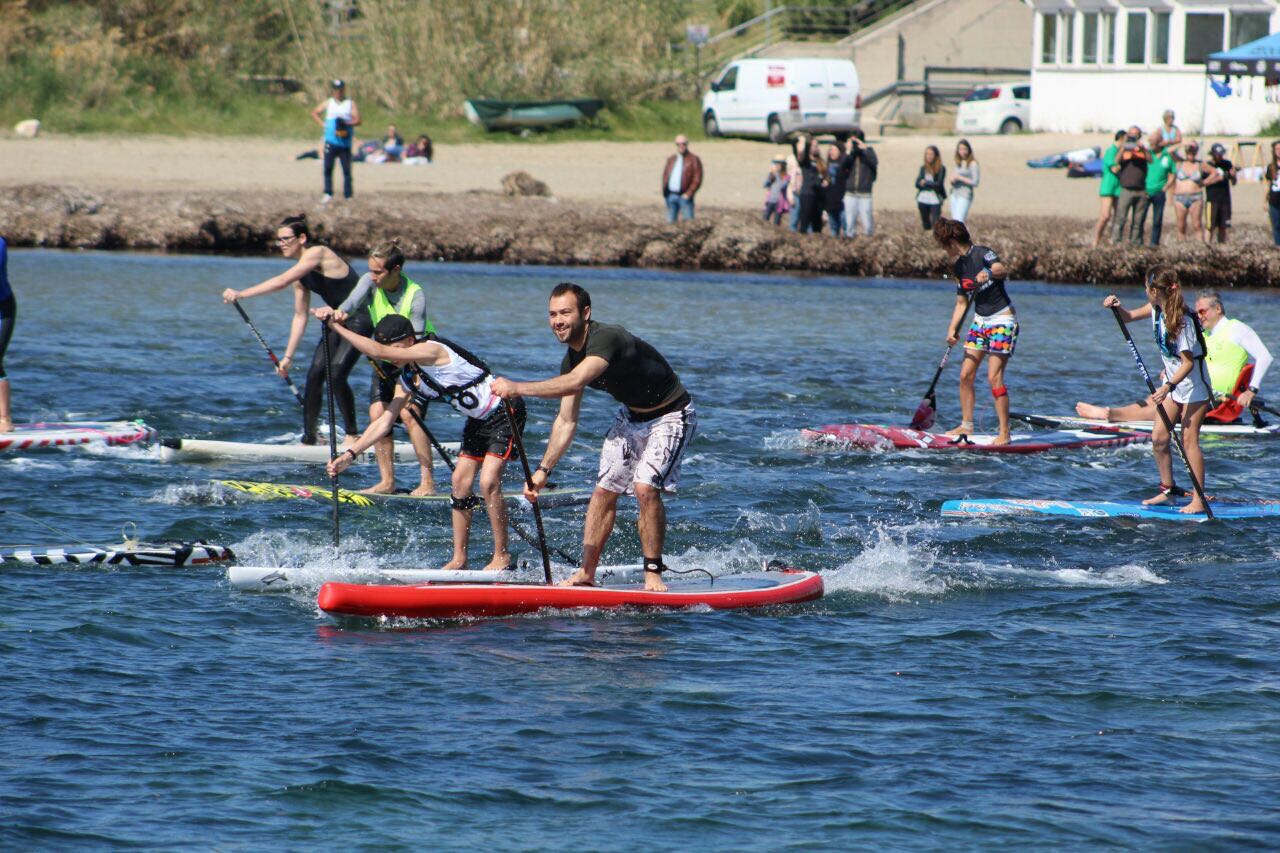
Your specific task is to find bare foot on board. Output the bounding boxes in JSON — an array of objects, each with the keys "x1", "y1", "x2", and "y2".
[
  {"x1": 1075, "y1": 402, "x2": 1110, "y2": 420},
  {"x1": 359, "y1": 481, "x2": 396, "y2": 495},
  {"x1": 560, "y1": 568, "x2": 596, "y2": 587},
  {"x1": 944, "y1": 422, "x2": 974, "y2": 437}
]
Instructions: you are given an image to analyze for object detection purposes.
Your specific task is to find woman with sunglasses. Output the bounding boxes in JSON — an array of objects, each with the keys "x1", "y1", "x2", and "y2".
[{"x1": 221, "y1": 215, "x2": 367, "y2": 445}]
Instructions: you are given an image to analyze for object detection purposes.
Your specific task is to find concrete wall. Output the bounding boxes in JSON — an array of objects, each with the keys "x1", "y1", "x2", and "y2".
[
  {"x1": 1030, "y1": 68, "x2": 1280, "y2": 135},
  {"x1": 847, "y1": 0, "x2": 1034, "y2": 98}
]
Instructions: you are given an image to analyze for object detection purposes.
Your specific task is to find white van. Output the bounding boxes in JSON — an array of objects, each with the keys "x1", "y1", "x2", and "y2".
[{"x1": 702, "y1": 58, "x2": 861, "y2": 143}]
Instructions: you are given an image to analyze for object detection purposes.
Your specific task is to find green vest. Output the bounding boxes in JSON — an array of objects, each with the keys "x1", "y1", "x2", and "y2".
[
  {"x1": 1205, "y1": 317, "x2": 1249, "y2": 394},
  {"x1": 368, "y1": 275, "x2": 435, "y2": 334}
]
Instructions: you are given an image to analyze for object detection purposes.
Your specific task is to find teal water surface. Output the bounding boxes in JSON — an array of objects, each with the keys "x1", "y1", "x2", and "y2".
[{"x1": 2, "y1": 251, "x2": 1279, "y2": 847}]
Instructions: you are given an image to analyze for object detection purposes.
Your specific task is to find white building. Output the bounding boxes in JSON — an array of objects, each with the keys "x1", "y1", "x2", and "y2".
[{"x1": 1026, "y1": 1, "x2": 1280, "y2": 134}]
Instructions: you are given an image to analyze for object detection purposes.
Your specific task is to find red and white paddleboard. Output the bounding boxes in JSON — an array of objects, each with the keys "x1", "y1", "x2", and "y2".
[
  {"x1": 0, "y1": 421, "x2": 157, "y2": 453},
  {"x1": 800, "y1": 423, "x2": 1149, "y2": 454},
  {"x1": 317, "y1": 568, "x2": 824, "y2": 619}
]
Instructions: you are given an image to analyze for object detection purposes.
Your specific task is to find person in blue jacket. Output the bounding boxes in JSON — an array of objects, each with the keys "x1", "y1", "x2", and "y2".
[{"x1": 0, "y1": 235, "x2": 14, "y2": 431}]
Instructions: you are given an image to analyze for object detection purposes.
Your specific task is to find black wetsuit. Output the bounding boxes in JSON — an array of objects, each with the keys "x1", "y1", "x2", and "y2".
[
  {"x1": 0, "y1": 237, "x2": 13, "y2": 382},
  {"x1": 300, "y1": 263, "x2": 366, "y2": 444}
]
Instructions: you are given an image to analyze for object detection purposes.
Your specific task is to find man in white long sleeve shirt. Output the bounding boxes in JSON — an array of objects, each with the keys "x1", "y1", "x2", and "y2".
[{"x1": 1076, "y1": 288, "x2": 1272, "y2": 424}]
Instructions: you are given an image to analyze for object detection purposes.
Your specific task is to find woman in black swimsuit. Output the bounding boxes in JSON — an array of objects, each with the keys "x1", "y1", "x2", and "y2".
[{"x1": 222, "y1": 215, "x2": 368, "y2": 444}]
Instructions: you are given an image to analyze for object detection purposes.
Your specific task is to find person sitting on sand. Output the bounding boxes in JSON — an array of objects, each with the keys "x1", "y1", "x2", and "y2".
[
  {"x1": 1077, "y1": 288, "x2": 1272, "y2": 425},
  {"x1": 1102, "y1": 267, "x2": 1210, "y2": 514},
  {"x1": 315, "y1": 240, "x2": 438, "y2": 496},
  {"x1": 405, "y1": 134, "x2": 433, "y2": 163},
  {"x1": 934, "y1": 218, "x2": 1016, "y2": 445},
  {"x1": 382, "y1": 124, "x2": 404, "y2": 161},
  {"x1": 326, "y1": 314, "x2": 527, "y2": 571}
]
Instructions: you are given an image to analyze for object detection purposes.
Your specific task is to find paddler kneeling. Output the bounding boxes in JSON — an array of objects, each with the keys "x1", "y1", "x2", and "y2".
[{"x1": 324, "y1": 314, "x2": 527, "y2": 570}]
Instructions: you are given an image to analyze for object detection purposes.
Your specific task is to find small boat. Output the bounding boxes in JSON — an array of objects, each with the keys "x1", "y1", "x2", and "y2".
[{"x1": 463, "y1": 98, "x2": 605, "y2": 132}]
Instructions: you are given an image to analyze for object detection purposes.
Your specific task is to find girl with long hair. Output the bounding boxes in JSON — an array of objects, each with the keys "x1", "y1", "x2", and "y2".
[
  {"x1": 222, "y1": 215, "x2": 368, "y2": 445},
  {"x1": 933, "y1": 217, "x2": 1016, "y2": 444},
  {"x1": 915, "y1": 145, "x2": 946, "y2": 230},
  {"x1": 948, "y1": 139, "x2": 980, "y2": 223},
  {"x1": 1265, "y1": 140, "x2": 1280, "y2": 246},
  {"x1": 793, "y1": 134, "x2": 828, "y2": 234},
  {"x1": 1103, "y1": 265, "x2": 1211, "y2": 514}
]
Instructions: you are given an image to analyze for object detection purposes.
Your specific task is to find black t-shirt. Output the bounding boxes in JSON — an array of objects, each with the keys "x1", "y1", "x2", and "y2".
[
  {"x1": 1205, "y1": 159, "x2": 1233, "y2": 204},
  {"x1": 954, "y1": 245, "x2": 1012, "y2": 317},
  {"x1": 560, "y1": 321, "x2": 686, "y2": 411}
]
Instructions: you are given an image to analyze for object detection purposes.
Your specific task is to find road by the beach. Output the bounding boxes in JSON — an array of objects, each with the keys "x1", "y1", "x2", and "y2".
[{"x1": 1, "y1": 131, "x2": 1270, "y2": 226}]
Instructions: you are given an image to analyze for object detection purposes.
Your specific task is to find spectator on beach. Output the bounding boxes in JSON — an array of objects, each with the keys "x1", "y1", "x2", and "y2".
[
  {"x1": 661, "y1": 135, "x2": 703, "y2": 223},
  {"x1": 1265, "y1": 140, "x2": 1280, "y2": 246},
  {"x1": 1172, "y1": 142, "x2": 1205, "y2": 242},
  {"x1": 762, "y1": 158, "x2": 790, "y2": 225},
  {"x1": 1112, "y1": 126, "x2": 1151, "y2": 245},
  {"x1": 1141, "y1": 138, "x2": 1176, "y2": 246},
  {"x1": 914, "y1": 145, "x2": 946, "y2": 230},
  {"x1": 948, "y1": 139, "x2": 980, "y2": 224},
  {"x1": 1202, "y1": 143, "x2": 1237, "y2": 244},
  {"x1": 793, "y1": 134, "x2": 828, "y2": 234},
  {"x1": 382, "y1": 124, "x2": 404, "y2": 161},
  {"x1": 1092, "y1": 130, "x2": 1125, "y2": 247},
  {"x1": 1151, "y1": 110, "x2": 1182, "y2": 150},
  {"x1": 824, "y1": 141, "x2": 847, "y2": 236},
  {"x1": 311, "y1": 79, "x2": 360, "y2": 203},
  {"x1": 0, "y1": 235, "x2": 14, "y2": 432},
  {"x1": 405, "y1": 134, "x2": 433, "y2": 163},
  {"x1": 785, "y1": 144, "x2": 803, "y2": 231},
  {"x1": 841, "y1": 129, "x2": 877, "y2": 237}
]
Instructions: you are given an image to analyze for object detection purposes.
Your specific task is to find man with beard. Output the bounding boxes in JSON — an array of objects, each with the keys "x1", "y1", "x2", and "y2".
[{"x1": 491, "y1": 283, "x2": 696, "y2": 591}]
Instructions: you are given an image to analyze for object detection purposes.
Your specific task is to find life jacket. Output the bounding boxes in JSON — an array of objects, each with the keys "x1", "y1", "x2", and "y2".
[
  {"x1": 1204, "y1": 317, "x2": 1250, "y2": 396},
  {"x1": 368, "y1": 275, "x2": 435, "y2": 334}
]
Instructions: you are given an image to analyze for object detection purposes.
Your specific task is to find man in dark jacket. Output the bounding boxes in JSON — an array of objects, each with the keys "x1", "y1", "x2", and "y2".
[
  {"x1": 1112, "y1": 125, "x2": 1151, "y2": 244},
  {"x1": 661, "y1": 135, "x2": 703, "y2": 222},
  {"x1": 840, "y1": 128, "x2": 878, "y2": 237}
]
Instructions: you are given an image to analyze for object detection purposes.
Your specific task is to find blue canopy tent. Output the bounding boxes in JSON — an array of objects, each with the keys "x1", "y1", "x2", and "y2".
[{"x1": 1201, "y1": 32, "x2": 1280, "y2": 139}]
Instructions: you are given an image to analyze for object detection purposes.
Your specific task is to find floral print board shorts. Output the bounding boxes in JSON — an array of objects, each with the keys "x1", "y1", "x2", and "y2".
[{"x1": 965, "y1": 314, "x2": 1018, "y2": 356}]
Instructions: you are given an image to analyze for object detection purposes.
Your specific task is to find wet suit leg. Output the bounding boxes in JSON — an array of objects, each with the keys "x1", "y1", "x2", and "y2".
[
  {"x1": 0, "y1": 295, "x2": 13, "y2": 429},
  {"x1": 302, "y1": 324, "x2": 363, "y2": 443}
]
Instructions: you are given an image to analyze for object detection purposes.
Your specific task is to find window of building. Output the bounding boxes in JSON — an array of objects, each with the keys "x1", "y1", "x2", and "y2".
[
  {"x1": 1101, "y1": 13, "x2": 1116, "y2": 64},
  {"x1": 1231, "y1": 12, "x2": 1271, "y2": 49},
  {"x1": 1041, "y1": 12, "x2": 1058, "y2": 64},
  {"x1": 1062, "y1": 12, "x2": 1075, "y2": 64},
  {"x1": 1083, "y1": 13, "x2": 1099, "y2": 63},
  {"x1": 1185, "y1": 13, "x2": 1225, "y2": 65},
  {"x1": 1153, "y1": 12, "x2": 1170, "y2": 64},
  {"x1": 1126, "y1": 12, "x2": 1147, "y2": 65}
]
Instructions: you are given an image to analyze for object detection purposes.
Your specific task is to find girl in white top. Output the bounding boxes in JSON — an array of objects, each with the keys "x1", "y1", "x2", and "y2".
[
  {"x1": 948, "y1": 139, "x2": 980, "y2": 223},
  {"x1": 1104, "y1": 266, "x2": 1211, "y2": 514}
]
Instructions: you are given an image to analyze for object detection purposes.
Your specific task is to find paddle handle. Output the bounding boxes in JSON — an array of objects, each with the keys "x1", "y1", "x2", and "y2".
[
  {"x1": 321, "y1": 321, "x2": 342, "y2": 545},
  {"x1": 1110, "y1": 306, "x2": 1213, "y2": 519},
  {"x1": 504, "y1": 403, "x2": 552, "y2": 584},
  {"x1": 232, "y1": 301, "x2": 306, "y2": 409}
]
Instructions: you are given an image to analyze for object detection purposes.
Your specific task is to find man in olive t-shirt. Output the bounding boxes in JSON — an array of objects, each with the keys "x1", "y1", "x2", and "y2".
[{"x1": 492, "y1": 283, "x2": 696, "y2": 591}]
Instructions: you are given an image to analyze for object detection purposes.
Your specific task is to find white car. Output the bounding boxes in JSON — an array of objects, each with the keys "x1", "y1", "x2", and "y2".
[
  {"x1": 954, "y1": 81, "x2": 1031, "y2": 135},
  {"x1": 702, "y1": 58, "x2": 861, "y2": 142}
]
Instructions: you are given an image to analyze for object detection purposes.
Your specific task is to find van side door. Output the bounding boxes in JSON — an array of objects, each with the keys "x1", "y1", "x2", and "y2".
[
  {"x1": 714, "y1": 64, "x2": 742, "y2": 131},
  {"x1": 826, "y1": 61, "x2": 857, "y2": 126}
]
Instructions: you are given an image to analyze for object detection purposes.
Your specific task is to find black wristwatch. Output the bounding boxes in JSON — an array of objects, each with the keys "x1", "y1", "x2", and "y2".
[
  {"x1": 1248, "y1": 385, "x2": 1260, "y2": 394},
  {"x1": 536, "y1": 464, "x2": 551, "y2": 476}
]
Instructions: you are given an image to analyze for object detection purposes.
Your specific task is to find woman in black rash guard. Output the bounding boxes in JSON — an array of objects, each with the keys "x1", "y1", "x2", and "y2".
[{"x1": 222, "y1": 215, "x2": 368, "y2": 444}]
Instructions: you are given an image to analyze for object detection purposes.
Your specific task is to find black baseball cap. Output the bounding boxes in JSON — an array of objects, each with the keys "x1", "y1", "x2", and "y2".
[
  {"x1": 373, "y1": 315, "x2": 415, "y2": 345},
  {"x1": 1210, "y1": 143, "x2": 1226, "y2": 156},
  {"x1": 331, "y1": 78, "x2": 345, "y2": 89}
]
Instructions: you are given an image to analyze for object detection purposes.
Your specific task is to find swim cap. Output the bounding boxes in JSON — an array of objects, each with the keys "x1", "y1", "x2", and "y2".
[{"x1": 373, "y1": 315, "x2": 414, "y2": 344}]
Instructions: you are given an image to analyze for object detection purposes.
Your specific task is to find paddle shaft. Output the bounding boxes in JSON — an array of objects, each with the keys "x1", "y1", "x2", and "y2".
[
  {"x1": 1110, "y1": 306, "x2": 1214, "y2": 519},
  {"x1": 503, "y1": 403, "x2": 552, "y2": 584},
  {"x1": 231, "y1": 301, "x2": 306, "y2": 408},
  {"x1": 322, "y1": 321, "x2": 342, "y2": 545}
]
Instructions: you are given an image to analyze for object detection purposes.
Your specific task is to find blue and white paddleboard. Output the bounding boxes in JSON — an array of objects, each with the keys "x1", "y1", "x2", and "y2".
[{"x1": 941, "y1": 497, "x2": 1280, "y2": 523}]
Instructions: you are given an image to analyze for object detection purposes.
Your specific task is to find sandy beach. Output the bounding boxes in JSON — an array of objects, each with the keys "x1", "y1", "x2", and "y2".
[{"x1": 1, "y1": 131, "x2": 1272, "y2": 227}]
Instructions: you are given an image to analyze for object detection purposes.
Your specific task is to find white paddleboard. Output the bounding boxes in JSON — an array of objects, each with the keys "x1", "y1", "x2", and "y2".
[
  {"x1": 159, "y1": 437, "x2": 459, "y2": 463},
  {"x1": 0, "y1": 420, "x2": 156, "y2": 453},
  {"x1": 230, "y1": 564, "x2": 649, "y2": 592}
]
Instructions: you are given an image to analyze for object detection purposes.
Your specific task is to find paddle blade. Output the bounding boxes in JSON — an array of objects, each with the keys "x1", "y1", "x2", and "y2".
[{"x1": 910, "y1": 394, "x2": 937, "y2": 430}]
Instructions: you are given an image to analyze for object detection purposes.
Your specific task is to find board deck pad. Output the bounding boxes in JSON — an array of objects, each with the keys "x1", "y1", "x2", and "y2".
[
  {"x1": 160, "y1": 438, "x2": 459, "y2": 464},
  {"x1": 316, "y1": 568, "x2": 824, "y2": 619},
  {"x1": 1014, "y1": 412, "x2": 1279, "y2": 437},
  {"x1": 1, "y1": 542, "x2": 234, "y2": 567},
  {"x1": 0, "y1": 420, "x2": 157, "y2": 453},
  {"x1": 801, "y1": 423, "x2": 1148, "y2": 453},
  {"x1": 213, "y1": 479, "x2": 587, "y2": 509},
  {"x1": 941, "y1": 497, "x2": 1280, "y2": 523}
]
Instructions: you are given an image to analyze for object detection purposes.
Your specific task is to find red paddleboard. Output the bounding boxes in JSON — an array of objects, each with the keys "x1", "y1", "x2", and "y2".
[
  {"x1": 317, "y1": 568, "x2": 823, "y2": 619},
  {"x1": 800, "y1": 423, "x2": 1148, "y2": 454},
  {"x1": 0, "y1": 420, "x2": 156, "y2": 453}
]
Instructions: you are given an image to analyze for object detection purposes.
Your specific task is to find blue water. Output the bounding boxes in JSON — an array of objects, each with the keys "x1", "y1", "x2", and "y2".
[{"x1": 3, "y1": 251, "x2": 1280, "y2": 847}]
